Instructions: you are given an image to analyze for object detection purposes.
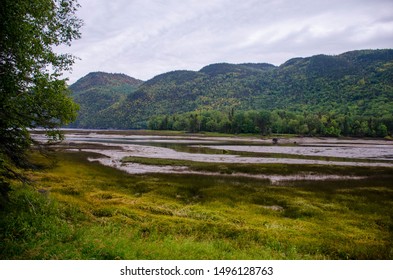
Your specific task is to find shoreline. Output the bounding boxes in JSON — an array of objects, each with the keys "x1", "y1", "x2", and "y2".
[{"x1": 33, "y1": 131, "x2": 393, "y2": 176}]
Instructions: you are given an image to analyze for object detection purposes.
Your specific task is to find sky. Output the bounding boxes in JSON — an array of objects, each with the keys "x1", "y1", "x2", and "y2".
[{"x1": 58, "y1": 0, "x2": 393, "y2": 83}]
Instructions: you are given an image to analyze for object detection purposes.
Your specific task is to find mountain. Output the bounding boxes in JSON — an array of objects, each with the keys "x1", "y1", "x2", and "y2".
[
  {"x1": 69, "y1": 72, "x2": 143, "y2": 127},
  {"x1": 68, "y1": 49, "x2": 393, "y2": 130}
]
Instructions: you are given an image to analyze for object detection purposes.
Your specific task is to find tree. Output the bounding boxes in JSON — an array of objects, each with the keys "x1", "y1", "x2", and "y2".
[
  {"x1": 0, "y1": 0, "x2": 82, "y2": 205},
  {"x1": 188, "y1": 113, "x2": 200, "y2": 133},
  {"x1": 376, "y1": 123, "x2": 388, "y2": 138},
  {"x1": 255, "y1": 110, "x2": 272, "y2": 135}
]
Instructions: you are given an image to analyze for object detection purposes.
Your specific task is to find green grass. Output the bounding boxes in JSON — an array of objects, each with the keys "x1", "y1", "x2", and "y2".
[
  {"x1": 122, "y1": 156, "x2": 393, "y2": 176},
  {"x1": 1, "y1": 151, "x2": 392, "y2": 259}
]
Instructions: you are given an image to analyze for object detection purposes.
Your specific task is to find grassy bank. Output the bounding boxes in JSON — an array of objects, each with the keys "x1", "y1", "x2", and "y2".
[
  {"x1": 122, "y1": 156, "x2": 393, "y2": 176},
  {"x1": 1, "y1": 151, "x2": 393, "y2": 259}
]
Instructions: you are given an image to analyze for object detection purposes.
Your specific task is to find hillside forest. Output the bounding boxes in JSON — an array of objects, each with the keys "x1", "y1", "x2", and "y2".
[{"x1": 69, "y1": 49, "x2": 393, "y2": 138}]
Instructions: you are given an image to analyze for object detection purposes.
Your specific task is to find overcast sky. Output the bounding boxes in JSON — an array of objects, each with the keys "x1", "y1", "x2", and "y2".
[{"x1": 59, "y1": 0, "x2": 393, "y2": 83}]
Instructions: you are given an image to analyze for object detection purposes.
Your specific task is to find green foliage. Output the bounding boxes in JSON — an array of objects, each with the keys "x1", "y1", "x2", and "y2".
[
  {"x1": 148, "y1": 109, "x2": 393, "y2": 137},
  {"x1": 1, "y1": 151, "x2": 392, "y2": 259},
  {"x1": 69, "y1": 50, "x2": 393, "y2": 134},
  {"x1": 68, "y1": 72, "x2": 143, "y2": 128},
  {"x1": 0, "y1": 0, "x2": 82, "y2": 200}
]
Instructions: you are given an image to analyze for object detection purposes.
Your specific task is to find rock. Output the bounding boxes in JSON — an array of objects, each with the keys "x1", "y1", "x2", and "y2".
[{"x1": 262, "y1": 205, "x2": 284, "y2": 211}]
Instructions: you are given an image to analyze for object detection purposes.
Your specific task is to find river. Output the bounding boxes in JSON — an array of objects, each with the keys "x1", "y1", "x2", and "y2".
[{"x1": 32, "y1": 130, "x2": 393, "y2": 182}]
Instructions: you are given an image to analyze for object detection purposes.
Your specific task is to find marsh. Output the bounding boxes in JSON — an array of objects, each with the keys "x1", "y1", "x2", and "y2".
[{"x1": 3, "y1": 130, "x2": 390, "y2": 259}]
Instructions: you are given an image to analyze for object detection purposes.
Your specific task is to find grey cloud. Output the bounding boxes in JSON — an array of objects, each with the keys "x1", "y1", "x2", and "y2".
[{"x1": 60, "y1": 0, "x2": 393, "y2": 83}]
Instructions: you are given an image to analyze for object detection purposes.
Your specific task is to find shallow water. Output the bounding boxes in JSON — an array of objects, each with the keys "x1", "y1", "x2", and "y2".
[
  {"x1": 87, "y1": 155, "x2": 367, "y2": 184},
  {"x1": 199, "y1": 144, "x2": 393, "y2": 161},
  {"x1": 37, "y1": 131, "x2": 393, "y2": 176}
]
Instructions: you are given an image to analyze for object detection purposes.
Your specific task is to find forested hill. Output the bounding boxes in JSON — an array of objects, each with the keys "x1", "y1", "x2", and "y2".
[
  {"x1": 68, "y1": 49, "x2": 393, "y2": 135},
  {"x1": 69, "y1": 72, "x2": 143, "y2": 127}
]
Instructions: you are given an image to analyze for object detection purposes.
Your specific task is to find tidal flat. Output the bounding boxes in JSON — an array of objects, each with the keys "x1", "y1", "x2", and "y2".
[{"x1": 1, "y1": 130, "x2": 393, "y2": 259}]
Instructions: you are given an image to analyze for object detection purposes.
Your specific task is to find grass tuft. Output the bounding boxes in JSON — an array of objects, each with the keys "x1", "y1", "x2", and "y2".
[{"x1": 1, "y1": 151, "x2": 392, "y2": 259}]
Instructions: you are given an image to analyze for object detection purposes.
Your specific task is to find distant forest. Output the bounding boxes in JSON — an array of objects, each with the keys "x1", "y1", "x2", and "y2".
[
  {"x1": 148, "y1": 109, "x2": 392, "y2": 137},
  {"x1": 69, "y1": 49, "x2": 393, "y2": 137}
]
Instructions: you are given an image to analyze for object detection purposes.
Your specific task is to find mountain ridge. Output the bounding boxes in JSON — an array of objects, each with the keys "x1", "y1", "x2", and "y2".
[
  {"x1": 70, "y1": 71, "x2": 143, "y2": 92},
  {"x1": 68, "y1": 49, "x2": 393, "y2": 132}
]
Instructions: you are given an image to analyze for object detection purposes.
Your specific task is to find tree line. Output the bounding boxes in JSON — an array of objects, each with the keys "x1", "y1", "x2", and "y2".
[{"x1": 148, "y1": 109, "x2": 393, "y2": 138}]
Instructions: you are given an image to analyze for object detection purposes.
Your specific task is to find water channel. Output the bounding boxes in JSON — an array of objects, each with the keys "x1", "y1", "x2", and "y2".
[{"x1": 34, "y1": 130, "x2": 393, "y2": 183}]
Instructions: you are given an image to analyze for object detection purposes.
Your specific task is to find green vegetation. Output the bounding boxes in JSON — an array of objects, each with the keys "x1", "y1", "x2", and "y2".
[
  {"x1": 0, "y1": 0, "x2": 82, "y2": 207},
  {"x1": 69, "y1": 72, "x2": 143, "y2": 128},
  {"x1": 2, "y1": 0, "x2": 392, "y2": 262},
  {"x1": 148, "y1": 109, "x2": 393, "y2": 137},
  {"x1": 1, "y1": 151, "x2": 392, "y2": 259},
  {"x1": 69, "y1": 49, "x2": 393, "y2": 134},
  {"x1": 121, "y1": 156, "x2": 393, "y2": 175}
]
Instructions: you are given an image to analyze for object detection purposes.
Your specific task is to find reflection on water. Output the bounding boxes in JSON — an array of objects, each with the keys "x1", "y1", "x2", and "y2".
[
  {"x1": 32, "y1": 131, "x2": 393, "y2": 174},
  {"x1": 64, "y1": 133, "x2": 393, "y2": 163}
]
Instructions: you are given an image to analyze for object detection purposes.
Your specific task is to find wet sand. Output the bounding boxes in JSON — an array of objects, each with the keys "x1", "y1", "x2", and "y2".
[
  {"x1": 198, "y1": 144, "x2": 393, "y2": 160},
  {"x1": 36, "y1": 131, "x2": 393, "y2": 178}
]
